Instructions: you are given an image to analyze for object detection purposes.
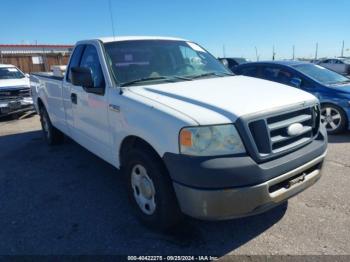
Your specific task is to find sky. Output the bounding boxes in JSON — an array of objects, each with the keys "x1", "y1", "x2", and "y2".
[{"x1": 1, "y1": 0, "x2": 349, "y2": 60}]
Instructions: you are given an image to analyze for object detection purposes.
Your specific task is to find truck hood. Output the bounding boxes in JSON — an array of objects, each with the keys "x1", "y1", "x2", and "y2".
[
  {"x1": 0, "y1": 78, "x2": 30, "y2": 89},
  {"x1": 130, "y1": 75, "x2": 318, "y2": 125}
]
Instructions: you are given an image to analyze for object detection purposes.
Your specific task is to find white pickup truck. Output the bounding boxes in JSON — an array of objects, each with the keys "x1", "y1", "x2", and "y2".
[
  {"x1": 31, "y1": 36, "x2": 327, "y2": 230},
  {"x1": 0, "y1": 64, "x2": 33, "y2": 117}
]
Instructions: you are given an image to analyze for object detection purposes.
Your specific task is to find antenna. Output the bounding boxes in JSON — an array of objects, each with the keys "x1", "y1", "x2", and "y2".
[
  {"x1": 341, "y1": 40, "x2": 344, "y2": 57},
  {"x1": 108, "y1": 0, "x2": 116, "y2": 39},
  {"x1": 222, "y1": 45, "x2": 226, "y2": 57},
  {"x1": 315, "y1": 42, "x2": 318, "y2": 60},
  {"x1": 272, "y1": 45, "x2": 275, "y2": 60},
  {"x1": 292, "y1": 45, "x2": 295, "y2": 60}
]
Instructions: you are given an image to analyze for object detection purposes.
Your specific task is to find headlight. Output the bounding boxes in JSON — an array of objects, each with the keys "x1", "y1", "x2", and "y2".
[{"x1": 179, "y1": 124, "x2": 246, "y2": 156}]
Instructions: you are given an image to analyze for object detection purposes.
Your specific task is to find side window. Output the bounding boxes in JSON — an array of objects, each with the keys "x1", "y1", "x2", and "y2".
[
  {"x1": 66, "y1": 45, "x2": 85, "y2": 82},
  {"x1": 261, "y1": 66, "x2": 295, "y2": 85},
  {"x1": 300, "y1": 78, "x2": 314, "y2": 88},
  {"x1": 335, "y1": 60, "x2": 343, "y2": 64},
  {"x1": 239, "y1": 66, "x2": 258, "y2": 77},
  {"x1": 79, "y1": 45, "x2": 105, "y2": 89}
]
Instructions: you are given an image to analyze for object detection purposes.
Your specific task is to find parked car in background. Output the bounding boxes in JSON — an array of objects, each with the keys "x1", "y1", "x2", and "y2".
[
  {"x1": 218, "y1": 57, "x2": 247, "y2": 72},
  {"x1": 0, "y1": 64, "x2": 33, "y2": 117},
  {"x1": 31, "y1": 37, "x2": 327, "y2": 229},
  {"x1": 234, "y1": 61, "x2": 350, "y2": 134},
  {"x1": 317, "y1": 58, "x2": 350, "y2": 75},
  {"x1": 309, "y1": 59, "x2": 320, "y2": 64}
]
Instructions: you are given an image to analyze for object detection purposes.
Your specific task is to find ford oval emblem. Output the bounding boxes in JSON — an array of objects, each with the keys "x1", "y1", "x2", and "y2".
[{"x1": 287, "y1": 123, "x2": 304, "y2": 136}]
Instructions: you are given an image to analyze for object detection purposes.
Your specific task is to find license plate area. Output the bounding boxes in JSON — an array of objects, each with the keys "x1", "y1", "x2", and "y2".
[{"x1": 268, "y1": 162, "x2": 321, "y2": 193}]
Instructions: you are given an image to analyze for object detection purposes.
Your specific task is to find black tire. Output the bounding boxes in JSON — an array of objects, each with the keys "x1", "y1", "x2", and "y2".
[
  {"x1": 39, "y1": 106, "x2": 64, "y2": 145},
  {"x1": 124, "y1": 147, "x2": 183, "y2": 230},
  {"x1": 321, "y1": 103, "x2": 347, "y2": 135}
]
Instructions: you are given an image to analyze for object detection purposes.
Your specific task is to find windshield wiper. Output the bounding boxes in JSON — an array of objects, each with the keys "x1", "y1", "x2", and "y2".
[
  {"x1": 120, "y1": 76, "x2": 171, "y2": 87},
  {"x1": 120, "y1": 75, "x2": 192, "y2": 87},
  {"x1": 188, "y1": 72, "x2": 234, "y2": 79}
]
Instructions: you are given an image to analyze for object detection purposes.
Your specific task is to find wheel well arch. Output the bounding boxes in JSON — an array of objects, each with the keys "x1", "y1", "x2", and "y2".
[
  {"x1": 37, "y1": 97, "x2": 44, "y2": 111},
  {"x1": 119, "y1": 135, "x2": 164, "y2": 168}
]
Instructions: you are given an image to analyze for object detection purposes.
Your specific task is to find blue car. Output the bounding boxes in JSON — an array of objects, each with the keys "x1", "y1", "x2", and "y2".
[{"x1": 233, "y1": 61, "x2": 350, "y2": 134}]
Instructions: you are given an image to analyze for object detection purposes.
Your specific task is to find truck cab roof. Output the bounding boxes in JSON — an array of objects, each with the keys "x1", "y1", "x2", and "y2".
[{"x1": 93, "y1": 36, "x2": 189, "y2": 44}]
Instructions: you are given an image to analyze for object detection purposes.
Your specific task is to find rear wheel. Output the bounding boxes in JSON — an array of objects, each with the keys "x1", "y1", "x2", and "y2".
[
  {"x1": 321, "y1": 104, "x2": 347, "y2": 134},
  {"x1": 124, "y1": 148, "x2": 183, "y2": 230},
  {"x1": 40, "y1": 106, "x2": 64, "y2": 145}
]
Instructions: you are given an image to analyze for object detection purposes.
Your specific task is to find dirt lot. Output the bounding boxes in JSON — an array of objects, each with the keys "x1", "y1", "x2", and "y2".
[{"x1": 0, "y1": 114, "x2": 349, "y2": 256}]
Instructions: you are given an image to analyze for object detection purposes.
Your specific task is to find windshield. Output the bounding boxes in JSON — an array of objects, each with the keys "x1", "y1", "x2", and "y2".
[
  {"x1": 293, "y1": 63, "x2": 350, "y2": 85},
  {"x1": 104, "y1": 40, "x2": 231, "y2": 86},
  {"x1": 0, "y1": 67, "x2": 25, "y2": 80}
]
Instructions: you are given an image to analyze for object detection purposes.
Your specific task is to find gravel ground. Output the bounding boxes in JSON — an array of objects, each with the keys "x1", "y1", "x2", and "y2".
[{"x1": 0, "y1": 114, "x2": 349, "y2": 257}]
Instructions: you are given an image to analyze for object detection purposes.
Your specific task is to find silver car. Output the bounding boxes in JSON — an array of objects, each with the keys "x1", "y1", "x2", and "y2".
[{"x1": 318, "y1": 58, "x2": 350, "y2": 75}]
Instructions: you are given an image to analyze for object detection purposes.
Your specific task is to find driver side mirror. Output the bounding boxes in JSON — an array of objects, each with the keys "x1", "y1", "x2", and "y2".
[
  {"x1": 71, "y1": 67, "x2": 104, "y2": 95},
  {"x1": 290, "y1": 77, "x2": 302, "y2": 88},
  {"x1": 71, "y1": 67, "x2": 94, "y2": 88}
]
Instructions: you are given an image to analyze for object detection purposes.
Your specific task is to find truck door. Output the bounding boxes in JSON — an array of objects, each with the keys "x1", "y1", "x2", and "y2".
[
  {"x1": 62, "y1": 44, "x2": 85, "y2": 138},
  {"x1": 69, "y1": 44, "x2": 112, "y2": 161}
]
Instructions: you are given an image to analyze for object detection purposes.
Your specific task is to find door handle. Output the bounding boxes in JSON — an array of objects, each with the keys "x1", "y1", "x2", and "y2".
[
  {"x1": 109, "y1": 104, "x2": 120, "y2": 112},
  {"x1": 71, "y1": 93, "x2": 77, "y2": 104}
]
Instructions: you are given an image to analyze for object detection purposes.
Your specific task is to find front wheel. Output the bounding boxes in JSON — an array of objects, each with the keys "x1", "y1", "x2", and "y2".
[
  {"x1": 124, "y1": 148, "x2": 183, "y2": 230},
  {"x1": 321, "y1": 104, "x2": 347, "y2": 134}
]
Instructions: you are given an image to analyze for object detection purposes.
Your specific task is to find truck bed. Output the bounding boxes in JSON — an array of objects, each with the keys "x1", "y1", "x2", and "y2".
[{"x1": 31, "y1": 72, "x2": 64, "y2": 81}]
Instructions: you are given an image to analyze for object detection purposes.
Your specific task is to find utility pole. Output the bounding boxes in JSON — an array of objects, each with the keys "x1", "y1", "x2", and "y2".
[
  {"x1": 255, "y1": 46, "x2": 259, "y2": 61},
  {"x1": 315, "y1": 42, "x2": 318, "y2": 60},
  {"x1": 341, "y1": 40, "x2": 344, "y2": 57},
  {"x1": 292, "y1": 45, "x2": 295, "y2": 60}
]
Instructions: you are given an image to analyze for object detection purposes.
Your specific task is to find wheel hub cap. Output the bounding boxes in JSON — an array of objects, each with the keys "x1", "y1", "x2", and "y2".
[
  {"x1": 131, "y1": 164, "x2": 156, "y2": 215},
  {"x1": 321, "y1": 107, "x2": 341, "y2": 131}
]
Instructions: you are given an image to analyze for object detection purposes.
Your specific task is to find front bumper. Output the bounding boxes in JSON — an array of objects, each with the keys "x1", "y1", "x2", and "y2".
[
  {"x1": 0, "y1": 97, "x2": 34, "y2": 116},
  {"x1": 173, "y1": 151, "x2": 325, "y2": 220},
  {"x1": 163, "y1": 128, "x2": 327, "y2": 220}
]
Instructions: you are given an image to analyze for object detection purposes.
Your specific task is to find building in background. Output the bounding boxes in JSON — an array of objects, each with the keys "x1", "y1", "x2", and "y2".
[{"x1": 0, "y1": 44, "x2": 73, "y2": 73}]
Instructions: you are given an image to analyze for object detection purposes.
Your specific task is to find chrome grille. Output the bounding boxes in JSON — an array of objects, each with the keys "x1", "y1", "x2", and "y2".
[
  {"x1": 247, "y1": 104, "x2": 320, "y2": 160},
  {"x1": 0, "y1": 88, "x2": 30, "y2": 101}
]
